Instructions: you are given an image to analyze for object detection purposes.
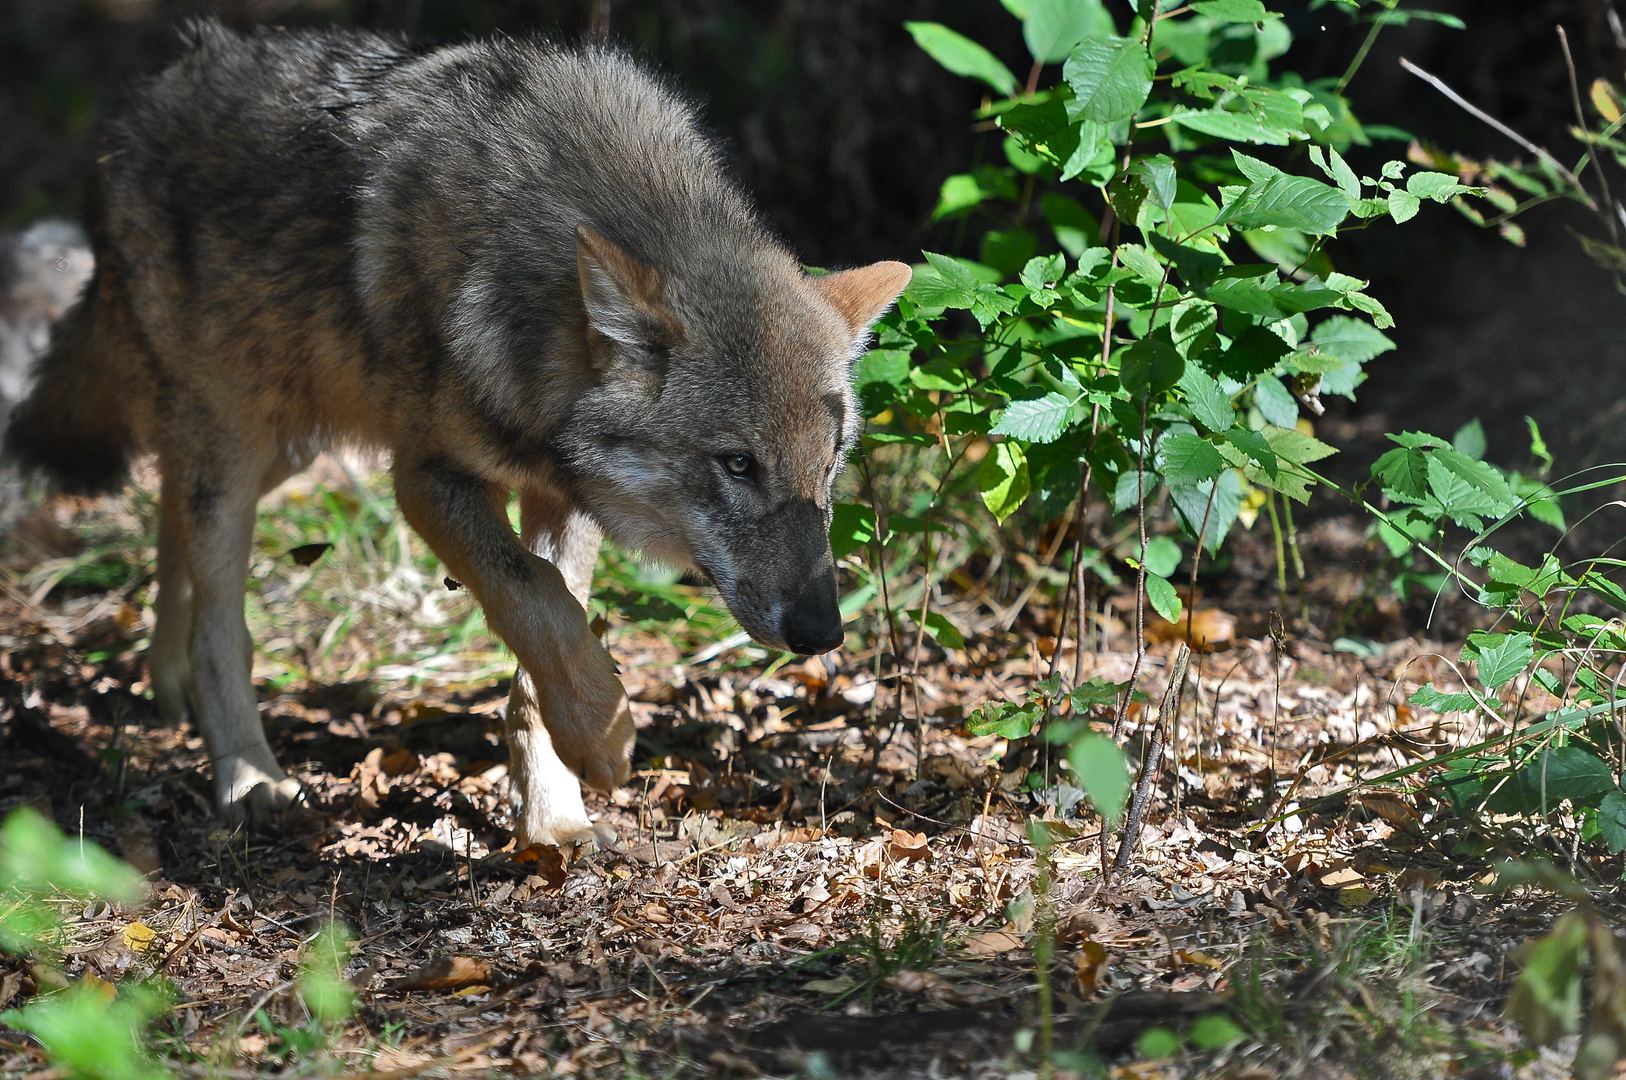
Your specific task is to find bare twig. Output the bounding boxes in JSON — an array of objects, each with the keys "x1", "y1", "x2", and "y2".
[
  {"x1": 1113, "y1": 644, "x2": 1190, "y2": 873},
  {"x1": 1399, "y1": 56, "x2": 1598, "y2": 211},
  {"x1": 1558, "y1": 26, "x2": 1619, "y2": 242}
]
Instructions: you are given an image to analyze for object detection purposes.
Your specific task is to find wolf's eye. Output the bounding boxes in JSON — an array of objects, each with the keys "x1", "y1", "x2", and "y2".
[{"x1": 721, "y1": 454, "x2": 755, "y2": 479}]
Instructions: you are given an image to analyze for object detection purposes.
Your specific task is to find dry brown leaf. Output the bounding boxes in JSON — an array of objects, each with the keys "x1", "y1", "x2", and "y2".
[
  {"x1": 390, "y1": 955, "x2": 493, "y2": 992},
  {"x1": 964, "y1": 930, "x2": 1023, "y2": 956},
  {"x1": 1076, "y1": 939, "x2": 1108, "y2": 993},
  {"x1": 1175, "y1": 948, "x2": 1223, "y2": 970},
  {"x1": 513, "y1": 845, "x2": 569, "y2": 890},
  {"x1": 1319, "y1": 866, "x2": 1364, "y2": 888},
  {"x1": 380, "y1": 748, "x2": 419, "y2": 776},
  {"x1": 640, "y1": 903, "x2": 673, "y2": 925},
  {"x1": 886, "y1": 828, "x2": 930, "y2": 863}
]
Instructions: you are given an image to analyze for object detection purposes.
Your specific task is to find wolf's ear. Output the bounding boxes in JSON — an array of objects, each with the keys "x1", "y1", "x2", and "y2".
[
  {"x1": 576, "y1": 224, "x2": 672, "y2": 350},
  {"x1": 811, "y1": 261, "x2": 913, "y2": 340}
]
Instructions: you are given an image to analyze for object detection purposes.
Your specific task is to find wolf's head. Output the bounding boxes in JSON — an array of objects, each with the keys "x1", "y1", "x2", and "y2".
[{"x1": 562, "y1": 225, "x2": 909, "y2": 655}]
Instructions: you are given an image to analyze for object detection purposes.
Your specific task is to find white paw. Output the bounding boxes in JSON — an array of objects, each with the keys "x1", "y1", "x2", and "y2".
[{"x1": 216, "y1": 758, "x2": 306, "y2": 828}]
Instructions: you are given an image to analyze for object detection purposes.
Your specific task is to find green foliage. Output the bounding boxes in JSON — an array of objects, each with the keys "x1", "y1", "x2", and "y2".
[
  {"x1": 878, "y1": 0, "x2": 1476, "y2": 639},
  {"x1": 0, "y1": 809, "x2": 165, "y2": 1080}
]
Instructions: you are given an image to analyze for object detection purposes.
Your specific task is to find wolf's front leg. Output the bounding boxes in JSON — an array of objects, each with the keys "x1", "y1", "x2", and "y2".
[
  {"x1": 393, "y1": 458, "x2": 635, "y2": 798},
  {"x1": 159, "y1": 452, "x2": 303, "y2": 822},
  {"x1": 504, "y1": 489, "x2": 616, "y2": 848}
]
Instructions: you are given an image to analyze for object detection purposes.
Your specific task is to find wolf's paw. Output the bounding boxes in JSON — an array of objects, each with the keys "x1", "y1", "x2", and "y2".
[
  {"x1": 217, "y1": 762, "x2": 307, "y2": 831},
  {"x1": 518, "y1": 818, "x2": 618, "y2": 851},
  {"x1": 543, "y1": 639, "x2": 635, "y2": 792}
]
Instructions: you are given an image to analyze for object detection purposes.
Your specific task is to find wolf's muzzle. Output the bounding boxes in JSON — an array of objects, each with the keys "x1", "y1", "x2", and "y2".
[{"x1": 781, "y1": 572, "x2": 843, "y2": 655}]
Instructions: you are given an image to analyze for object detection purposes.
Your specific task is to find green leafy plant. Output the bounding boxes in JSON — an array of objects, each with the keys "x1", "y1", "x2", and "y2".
[{"x1": 832, "y1": 0, "x2": 1489, "y2": 744}]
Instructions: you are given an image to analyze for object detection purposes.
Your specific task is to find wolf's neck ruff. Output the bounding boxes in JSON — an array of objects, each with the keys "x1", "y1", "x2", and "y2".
[{"x1": 3, "y1": 19, "x2": 910, "y2": 844}]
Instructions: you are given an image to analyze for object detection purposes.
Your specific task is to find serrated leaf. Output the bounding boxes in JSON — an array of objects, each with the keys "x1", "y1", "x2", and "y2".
[
  {"x1": 1507, "y1": 747, "x2": 1619, "y2": 808},
  {"x1": 1063, "y1": 36, "x2": 1155, "y2": 124},
  {"x1": 991, "y1": 393, "x2": 1075, "y2": 443},
  {"x1": 1410, "y1": 683, "x2": 1479, "y2": 713},
  {"x1": 1225, "y1": 174, "x2": 1351, "y2": 235},
  {"x1": 1311, "y1": 315, "x2": 1394, "y2": 364},
  {"x1": 978, "y1": 440, "x2": 1031, "y2": 523},
  {"x1": 905, "y1": 22, "x2": 1019, "y2": 95},
  {"x1": 1223, "y1": 426, "x2": 1277, "y2": 478},
  {"x1": 1178, "y1": 367, "x2": 1235, "y2": 432},
  {"x1": 1373, "y1": 446, "x2": 1429, "y2": 501},
  {"x1": 1120, "y1": 335, "x2": 1184, "y2": 399},
  {"x1": 1161, "y1": 432, "x2": 1226, "y2": 486},
  {"x1": 1144, "y1": 571, "x2": 1183, "y2": 623},
  {"x1": 1465, "y1": 631, "x2": 1533, "y2": 691}
]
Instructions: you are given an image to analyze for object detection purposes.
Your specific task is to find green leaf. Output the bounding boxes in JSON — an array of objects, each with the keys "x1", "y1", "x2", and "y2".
[
  {"x1": 905, "y1": 22, "x2": 1019, "y2": 96},
  {"x1": 1178, "y1": 367, "x2": 1235, "y2": 433},
  {"x1": 1069, "y1": 677, "x2": 1124, "y2": 713},
  {"x1": 991, "y1": 393, "x2": 1075, "y2": 443},
  {"x1": 1505, "y1": 913, "x2": 1586, "y2": 1046},
  {"x1": 1253, "y1": 376, "x2": 1299, "y2": 428},
  {"x1": 1224, "y1": 174, "x2": 1351, "y2": 235},
  {"x1": 1143, "y1": 571, "x2": 1183, "y2": 622},
  {"x1": 1582, "y1": 570, "x2": 1626, "y2": 614},
  {"x1": 1214, "y1": 324, "x2": 1291, "y2": 379},
  {"x1": 1170, "y1": 470, "x2": 1242, "y2": 552},
  {"x1": 1190, "y1": 0, "x2": 1281, "y2": 21},
  {"x1": 4, "y1": 981, "x2": 168, "y2": 1080},
  {"x1": 829, "y1": 502, "x2": 877, "y2": 559},
  {"x1": 909, "y1": 252, "x2": 981, "y2": 308},
  {"x1": 855, "y1": 348, "x2": 910, "y2": 391},
  {"x1": 923, "y1": 610, "x2": 966, "y2": 649},
  {"x1": 1065, "y1": 732, "x2": 1131, "y2": 827},
  {"x1": 1143, "y1": 535, "x2": 1182, "y2": 578},
  {"x1": 1599, "y1": 791, "x2": 1626, "y2": 853},
  {"x1": 1120, "y1": 335, "x2": 1185, "y2": 399},
  {"x1": 1189, "y1": 1013, "x2": 1247, "y2": 1050},
  {"x1": 1387, "y1": 187, "x2": 1421, "y2": 223},
  {"x1": 969, "y1": 700, "x2": 1042, "y2": 740},
  {"x1": 1453, "y1": 417, "x2": 1487, "y2": 460},
  {"x1": 978, "y1": 440, "x2": 1031, "y2": 523},
  {"x1": 1373, "y1": 446, "x2": 1430, "y2": 501},
  {"x1": 1170, "y1": 85, "x2": 1305, "y2": 146},
  {"x1": 1161, "y1": 432, "x2": 1226, "y2": 486},
  {"x1": 1021, "y1": 0, "x2": 1115, "y2": 63},
  {"x1": 1311, "y1": 315, "x2": 1394, "y2": 364},
  {"x1": 1464, "y1": 631, "x2": 1533, "y2": 691},
  {"x1": 1407, "y1": 170, "x2": 1475, "y2": 202},
  {"x1": 1410, "y1": 683, "x2": 1479, "y2": 713},
  {"x1": 1223, "y1": 427, "x2": 1277, "y2": 478},
  {"x1": 1500, "y1": 747, "x2": 1620, "y2": 811},
  {"x1": 1135, "y1": 1026, "x2": 1182, "y2": 1060},
  {"x1": 0, "y1": 806, "x2": 145, "y2": 902},
  {"x1": 1063, "y1": 36, "x2": 1155, "y2": 124}
]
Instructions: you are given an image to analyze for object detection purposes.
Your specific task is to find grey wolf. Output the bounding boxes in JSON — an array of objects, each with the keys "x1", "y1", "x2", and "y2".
[{"x1": 4, "y1": 21, "x2": 909, "y2": 847}]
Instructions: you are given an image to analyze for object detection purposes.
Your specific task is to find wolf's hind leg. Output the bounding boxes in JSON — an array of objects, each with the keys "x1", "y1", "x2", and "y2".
[
  {"x1": 148, "y1": 481, "x2": 194, "y2": 727},
  {"x1": 503, "y1": 488, "x2": 614, "y2": 848},
  {"x1": 166, "y1": 447, "x2": 302, "y2": 823}
]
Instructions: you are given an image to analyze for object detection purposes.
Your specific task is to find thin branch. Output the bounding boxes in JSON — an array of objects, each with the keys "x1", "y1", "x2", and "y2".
[
  {"x1": 1114, "y1": 644, "x2": 1190, "y2": 872},
  {"x1": 1558, "y1": 25, "x2": 1619, "y2": 242},
  {"x1": 1399, "y1": 56, "x2": 1598, "y2": 212}
]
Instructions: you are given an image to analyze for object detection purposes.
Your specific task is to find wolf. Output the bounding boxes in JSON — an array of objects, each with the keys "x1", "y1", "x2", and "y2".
[{"x1": 4, "y1": 20, "x2": 909, "y2": 848}]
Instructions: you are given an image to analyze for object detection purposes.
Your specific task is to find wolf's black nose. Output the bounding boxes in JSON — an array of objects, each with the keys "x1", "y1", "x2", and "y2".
[{"x1": 782, "y1": 576, "x2": 843, "y2": 654}]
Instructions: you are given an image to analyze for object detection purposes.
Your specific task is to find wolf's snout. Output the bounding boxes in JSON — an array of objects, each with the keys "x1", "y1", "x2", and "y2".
[{"x1": 781, "y1": 574, "x2": 843, "y2": 655}]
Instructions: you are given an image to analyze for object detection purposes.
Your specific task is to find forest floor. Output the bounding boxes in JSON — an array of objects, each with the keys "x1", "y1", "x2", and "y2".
[{"x1": 0, "y1": 466, "x2": 1604, "y2": 1080}]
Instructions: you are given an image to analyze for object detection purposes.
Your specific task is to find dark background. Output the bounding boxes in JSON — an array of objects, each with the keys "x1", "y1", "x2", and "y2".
[{"x1": 5, "y1": 0, "x2": 1626, "y2": 478}]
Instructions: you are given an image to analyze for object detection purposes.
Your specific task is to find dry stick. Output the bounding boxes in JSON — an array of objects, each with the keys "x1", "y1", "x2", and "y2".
[
  {"x1": 1113, "y1": 644, "x2": 1190, "y2": 873},
  {"x1": 1399, "y1": 57, "x2": 1598, "y2": 212},
  {"x1": 1558, "y1": 25, "x2": 1619, "y2": 242},
  {"x1": 1176, "y1": 483, "x2": 1220, "y2": 823}
]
